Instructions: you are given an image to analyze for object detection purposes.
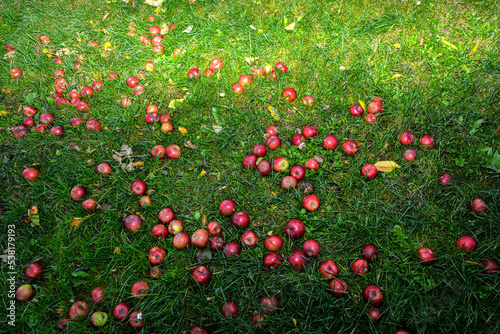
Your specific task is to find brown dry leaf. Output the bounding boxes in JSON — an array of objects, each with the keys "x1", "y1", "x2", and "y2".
[
  {"x1": 298, "y1": 142, "x2": 306, "y2": 150},
  {"x1": 99, "y1": 204, "x2": 112, "y2": 211},
  {"x1": 316, "y1": 42, "x2": 326, "y2": 48},
  {"x1": 132, "y1": 161, "x2": 144, "y2": 168},
  {"x1": 183, "y1": 140, "x2": 198, "y2": 149},
  {"x1": 374, "y1": 161, "x2": 400, "y2": 173},
  {"x1": 55, "y1": 48, "x2": 76, "y2": 56},
  {"x1": 355, "y1": 141, "x2": 363, "y2": 147},
  {"x1": 314, "y1": 155, "x2": 324, "y2": 164},
  {"x1": 124, "y1": 161, "x2": 134, "y2": 172},
  {"x1": 216, "y1": 185, "x2": 227, "y2": 191},
  {"x1": 69, "y1": 142, "x2": 81, "y2": 151},
  {"x1": 110, "y1": 269, "x2": 117, "y2": 276},
  {"x1": 213, "y1": 125, "x2": 223, "y2": 133},
  {"x1": 160, "y1": 23, "x2": 169, "y2": 35}
]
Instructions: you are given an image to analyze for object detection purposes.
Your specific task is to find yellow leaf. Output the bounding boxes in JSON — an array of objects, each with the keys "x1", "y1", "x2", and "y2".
[
  {"x1": 374, "y1": 161, "x2": 400, "y2": 173},
  {"x1": 441, "y1": 40, "x2": 459, "y2": 50},
  {"x1": 178, "y1": 127, "x2": 188, "y2": 135},
  {"x1": 104, "y1": 42, "x2": 112, "y2": 51},
  {"x1": 102, "y1": 12, "x2": 110, "y2": 21},
  {"x1": 70, "y1": 217, "x2": 83, "y2": 227},
  {"x1": 200, "y1": 169, "x2": 207, "y2": 177},
  {"x1": 285, "y1": 22, "x2": 296, "y2": 31},
  {"x1": 292, "y1": 318, "x2": 297, "y2": 326},
  {"x1": 113, "y1": 247, "x2": 121, "y2": 254},
  {"x1": 0, "y1": 108, "x2": 9, "y2": 116},
  {"x1": 358, "y1": 100, "x2": 365, "y2": 111},
  {"x1": 267, "y1": 106, "x2": 280, "y2": 120},
  {"x1": 467, "y1": 42, "x2": 479, "y2": 57},
  {"x1": 168, "y1": 98, "x2": 184, "y2": 109},
  {"x1": 216, "y1": 71, "x2": 220, "y2": 79},
  {"x1": 132, "y1": 161, "x2": 144, "y2": 168},
  {"x1": 392, "y1": 73, "x2": 403, "y2": 78},
  {"x1": 393, "y1": 43, "x2": 401, "y2": 49}
]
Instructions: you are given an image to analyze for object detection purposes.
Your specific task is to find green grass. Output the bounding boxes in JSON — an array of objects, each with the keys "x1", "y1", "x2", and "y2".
[{"x1": 0, "y1": 0, "x2": 499, "y2": 333}]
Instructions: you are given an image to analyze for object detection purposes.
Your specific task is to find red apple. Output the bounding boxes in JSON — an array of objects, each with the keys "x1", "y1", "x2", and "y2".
[
  {"x1": 417, "y1": 247, "x2": 435, "y2": 266},
  {"x1": 16, "y1": 284, "x2": 34, "y2": 302},
  {"x1": 285, "y1": 219, "x2": 305, "y2": 239},
  {"x1": 266, "y1": 126, "x2": 278, "y2": 136},
  {"x1": 282, "y1": 88, "x2": 297, "y2": 101},
  {"x1": 403, "y1": 149, "x2": 417, "y2": 162},
  {"x1": 192, "y1": 265, "x2": 211, "y2": 285},
  {"x1": 96, "y1": 163, "x2": 112, "y2": 175},
  {"x1": 121, "y1": 97, "x2": 132, "y2": 108},
  {"x1": 13, "y1": 126, "x2": 28, "y2": 139},
  {"x1": 55, "y1": 319, "x2": 69, "y2": 331},
  {"x1": 140, "y1": 196, "x2": 151, "y2": 208},
  {"x1": 471, "y1": 198, "x2": 488, "y2": 214},
  {"x1": 190, "y1": 326, "x2": 208, "y2": 334},
  {"x1": 362, "y1": 285, "x2": 384, "y2": 307},
  {"x1": 303, "y1": 239, "x2": 321, "y2": 257},
  {"x1": 206, "y1": 221, "x2": 221, "y2": 235},
  {"x1": 395, "y1": 328, "x2": 412, "y2": 334},
  {"x1": 168, "y1": 220, "x2": 183, "y2": 235},
  {"x1": 22, "y1": 168, "x2": 39, "y2": 181},
  {"x1": 173, "y1": 232, "x2": 190, "y2": 249},
  {"x1": 257, "y1": 160, "x2": 271, "y2": 175},
  {"x1": 22, "y1": 117, "x2": 33, "y2": 127},
  {"x1": 342, "y1": 140, "x2": 358, "y2": 156},
  {"x1": 124, "y1": 214, "x2": 143, "y2": 232},
  {"x1": 303, "y1": 194, "x2": 320, "y2": 211},
  {"x1": 23, "y1": 106, "x2": 38, "y2": 117},
  {"x1": 291, "y1": 134, "x2": 306, "y2": 147},
  {"x1": 151, "y1": 224, "x2": 169, "y2": 240},
  {"x1": 70, "y1": 186, "x2": 87, "y2": 201},
  {"x1": 224, "y1": 242, "x2": 241, "y2": 257},
  {"x1": 80, "y1": 86, "x2": 93, "y2": 97},
  {"x1": 252, "y1": 66, "x2": 263, "y2": 78},
  {"x1": 166, "y1": 144, "x2": 181, "y2": 159},
  {"x1": 419, "y1": 135, "x2": 434, "y2": 149},
  {"x1": 129, "y1": 311, "x2": 144, "y2": 329},
  {"x1": 232, "y1": 211, "x2": 250, "y2": 229},
  {"x1": 241, "y1": 231, "x2": 258, "y2": 247},
  {"x1": 25, "y1": 262, "x2": 43, "y2": 279},
  {"x1": 91, "y1": 287, "x2": 106, "y2": 304},
  {"x1": 76, "y1": 100, "x2": 89, "y2": 112},
  {"x1": 252, "y1": 143, "x2": 267, "y2": 157},
  {"x1": 210, "y1": 235, "x2": 225, "y2": 251},
  {"x1": 188, "y1": 68, "x2": 200, "y2": 79},
  {"x1": 302, "y1": 95, "x2": 314, "y2": 106},
  {"x1": 92, "y1": 81, "x2": 103, "y2": 91},
  {"x1": 70, "y1": 117, "x2": 83, "y2": 127},
  {"x1": 151, "y1": 145, "x2": 166, "y2": 158},
  {"x1": 151, "y1": 35, "x2": 163, "y2": 45},
  {"x1": 303, "y1": 125, "x2": 318, "y2": 138},
  {"x1": 131, "y1": 281, "x2": 149, "y2": 299},
  {"x1": 263, "y1": 252, "x2": 284, "y2": 270},
  {"x1": 260, "y1": 296, "x2": 279, "y2": 315},
  {"x1": 266, "y1": 135, "x2": 281, "y2": 150},
  {"x1": 149, "y1": 246, "x2": 167, "y2": 265},
  {"x1": 50, "y1": 126, "x2": 64, "y2": 137},
  {"x1": 133, "y1": 85, "x2": 145, "y2": 96},
  {"x1": 69, "y1": 301, "x2": 90, "y2": 321},
  {"x1": 204, "y1": 68, "x2": 214, "y2": 77},
  {"x1": 82, "y1": 198, "x2": 97, "y2": 211},
  {"x1": 232, "y1": 83, "x2": 244, "y2": 94},
  {"x1": 272, "y1": 157, "x2": 289, "y2": 173},
  {"x1": 322, "y1": 135, "x2": 338, "y2": 150},
  {"x1": 361, "y1": 244, "x2": 378, "y2": 262},
  {"x1": 158, "y1": 207, "x2": 175, "y2": 224},
  {"x1": 126, "y1": 76, "x2": 139, "y2": 88},
  {"x1": 173, "y1": 48, "x2": 184, "y2": 57},
  {"x1": 264, "y1": 235, "x2": 283, "y2": 252},
  {"x1": 364, "y1": 113, "x2": 377, "y2": 123},
  {"x1": 361, "y1": 164, "x2": 378, "y2": 180},
  {"x1": 35, "y1": 124, "x2": 47, "y2": 133},
  {"x1": 108, "y1": 72, "x2": 119, "y2": 80},
  {"x1": 242, "y1": 154, "x2": 257, "y2": 169},
  {"x1": 239, "y1": 74, "x2": 253, "y2": 86},
  {"x1": 131, "y1": 180, "x2": 147, "y2": 195},
  {"x1": 40, "y1": 112, "x2": 55, "y2": 125},
  {"x1": 191, "y1": 229, "x2": 210, "y2": 248},
  {"x1": 319, "y1": 260, "x2": 338, "y2": 278},
  {"x1": 457, "y1": 236, "x2": 478, "y2": 251},
  {"x1": 10, "y1": 68, "x2": 22, "y2": 78},
  {"x1": 219, "y1": 199, "x2": 236, "y2": 216},
  {"x1": 367, "y1": 100, "x2": 383, "y2": 115},
  {"x1": 149, "y1": 25, "x2": 161, "y2": 34},
  {"x1": 349, "y1": 104, "x2": 364, "y2": 117},
  {"x1": 160, "y1": 114, "x2": 172, "y2": 123},
  {"x1": 439, "y1": 173, "x2": 452, "y2": 185},
  {"x1": 351, "y1": 258, "x2": 370, "y2": 275},
  {"x1": 145, "y1": 112, "x2": 159, "y2": 124},
  {"x1": 367, "y1": 308, "x2": 382, "y2": 322},
  {"x1": 86, "y1": 119, "x2": 101, "y2": 132},
  {"x1": 210, "y1": 58, "x2": 223, "y2": 71},
  {"x1": 328, "y1": 279, "x2": 348, "y2": 297},
  {"x1": 221, "y1": 301, "x2": 239, "y2": 317},
  {"x1": 481, "y1": 259, "x2": 499, "y2": 274},
  {"x1": 288, "y1": 250, "x2": 307, "y2": 270},
  {"x1": 399, "y1": 131, "x2": 414, "y2": 146},
  {"x1": 281, "y1": 176, "x2": 297, "y2": 190},
  {"x1": 290, "y1": 165, "x2": 306, "y2": 181}
]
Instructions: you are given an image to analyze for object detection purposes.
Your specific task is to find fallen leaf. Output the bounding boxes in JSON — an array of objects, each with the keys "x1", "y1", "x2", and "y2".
[
  {"x1": 28, "y1": 203, "x2": 40, "y2": 226},
  {"x1": 184, "y1": 140, "x2": 198, "y2": 149},
  {"x1": 112, "y1": 154, "x2": 122, "y2": 163},
  {"x1": 339, "y1": 66, "x2": 347, "y2": 71},
  {"x1": 298, "y1": 142, "x2": 306, "y2": 150},
  {"x1": 182, "y1": 26, "x2": 193, "y2": 34},
  {"x1": 419, "y1": 37, "x2": 425, "y2": 46},
  {"x1": 245, "y1": 56, "x2": 259, "y2": 64},
  {"x1": 374, "y1": 161, "x2": 400, "y2": 173},
  {"x1": 200, "y1": 169, "x2": 207, "y2": 177},
  {"x1": 267, "y1": 106, "x2": 280, "y2": 120},
  {"x1": 160, "y1": 23, "x2": 169, "y2": 35},
  {"x1": 358, "y1": 100, "x2": 366, "y2": 111},
  {"x1": 249, "y1": 25, "x2": 256, "y2": 30},
  {"x1": 99, "y1": 204, "x2": 112, "y2": 211},
  {"x1": 392, "y1": 73, "x2": 403, "y2": 78},
  {"x1": 102, "y1": 12, "x2": 110, "y2": 21},
  {"x1": 393, "y1": 43, "x2": 401, "y2": 49},
  {"x1": 292, "y1": 318, "x2": 297, "y2": 326},
  {"x1": 316, "y1": 42, "x2": 327, "y2": 48},
  {"x1": 55, "y1": 48, "x2": 76, "y2": 56},
  {"x1": 285, "y1": 22, "x2": 296, "y2": 31},
  {"x1": 314, "y1": 155, "x2": 324, "y2": 163},
  {"x1": 178, "y1": 127, "x2": 188, "y2": 135},
  {"x1": 201, "y1": 214, "x2": 207, "y2": 226},
  {"x1": 213, "y1": 125, "x2": 223, "y2": 133},
  {"x1": 70, "y1": 217, "x2": 83, "y2": 227},
  {"x1": 132, "y1": 161, "x2": 144, "y2": 168},
  {"x1": 120, "y1": 144, "x2": 132, "y2": 156},
  {"x1": 69, "y1": 142, "x2": 81, "y2": 151},
  {"x1": 144, "y1": 0, "x2": 165, "y2": 6},
  {"x1": 216, "y1": 185, "x2": 227, "y2": 191},
  {"x1": 441, "y1": 39, "x2": 459, "y2": 50},
  {"x1": 113, "y1": 247, "x2": 121, "y2": 254},
  {"x1": 168, "y1": 98, "x2": 184, "y2": 109},
  {"x1": 467, "y1": 42, "x2": 479, "y2": 57}
]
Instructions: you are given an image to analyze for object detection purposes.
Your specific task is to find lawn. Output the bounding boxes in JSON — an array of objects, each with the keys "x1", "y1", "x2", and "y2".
[{"x1": 0, "y1": 0, "x2": 499, "y2": 333}]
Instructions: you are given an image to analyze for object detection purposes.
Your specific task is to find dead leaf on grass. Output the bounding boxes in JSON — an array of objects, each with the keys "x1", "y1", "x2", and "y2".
[
  {"x1": 55, "y1": 48, "x2": 76, "y2": 56},
  {"x1": 99, "y1": 204, "x2": 112, "y2": 211},
  {"x1": 144, "y1": 0, "x2": 165, "y2": 6},
  {"x1": 213, "y1": 125, "x2": 223, "y2": 133},
  {"x1": 69, "y1": 142, "x2": 81, "y2": 151},
  {"x1": 160, "y1": 23, "x2": 169, "y2": 35},
  {"x1": 374, "y1": 161, "x2": 400, "y2": 173},
  {"x1": 120, "y1": 144, "x2": 132, "y2": 156},
  {"x1": 182, "y1": 26, "x2": 193, "y2": 34},
  {"x1": 28, "y1": 203, "x2": 40, "y2": 227},
  {"x1": 216, "y1": 185, "x2": 227, "y2": 191},
  {"x1": 178, "y1": 127, "x2": 187, "y2": 135},
  {"x1": 183, "y1": 140, "x2": 198, "y2": 149},
  {"x1": 314, "y1": 155, "x2": 324, "y2": 164}
]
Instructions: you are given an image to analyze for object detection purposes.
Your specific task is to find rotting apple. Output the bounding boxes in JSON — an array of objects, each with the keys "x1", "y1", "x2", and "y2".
[
  {"x1": 150, "y1": 267, "x2": 162, "y2": 278},
  {"x1": 140, "y1": 196, "x2": 151, "y2": 207},
  {"x1": 90, "y1": 311, "x2": 108, "y2": 327}
]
